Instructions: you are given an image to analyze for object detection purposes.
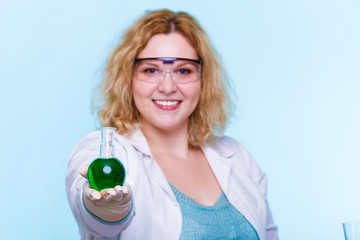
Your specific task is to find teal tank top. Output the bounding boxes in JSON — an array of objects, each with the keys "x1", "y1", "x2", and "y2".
[{"x1": 170, "y1": 184, "x2": 260, "y2": 240}]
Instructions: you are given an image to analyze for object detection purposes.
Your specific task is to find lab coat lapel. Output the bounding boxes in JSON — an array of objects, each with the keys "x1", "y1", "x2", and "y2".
[
  {"x1": 128, "y1": 128, "x2": 175, "y2": 199},
  {"x1": 203, "y1": 140, "x2": 265, "y2": 240},
  {"x1": 201, "y1": 143, "x2": 233, "y2": 195}
]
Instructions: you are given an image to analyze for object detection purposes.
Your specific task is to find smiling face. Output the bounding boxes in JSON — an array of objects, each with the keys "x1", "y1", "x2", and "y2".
[{"x1": 132, "y1": 32, "x2": 201, "y2": 132}]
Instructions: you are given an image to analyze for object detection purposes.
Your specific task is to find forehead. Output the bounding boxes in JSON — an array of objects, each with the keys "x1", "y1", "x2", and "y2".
[{"x1": 137, "y1": 32, "x2": 198, "y2": 59}]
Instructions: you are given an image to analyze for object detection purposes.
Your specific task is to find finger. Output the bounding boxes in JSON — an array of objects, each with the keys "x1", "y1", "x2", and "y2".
[
  {"x1": 119, "y1": 183, "x2": 133, "y2": 203},
  {"x1": 86, "y1": 188, "x2": 101, "y2": 201},
  {"x1": 122, "y1": 182, "x2": 133, "y2": 197},
  {"x1": 100, "y1": 188, "x2": 116, "y2": 201},
  {"x1": 114, "y1": 185, "x2": 124, "y2": 200},
  {"x1": 125, "y1": 177, "x2": 135, "y2": 188},
  {"x1": 83, "y1": 182, "x2": 101, "y2": 201},
  {"x1": 79, "y1": 167, "x2": 88, "y2": 179},
  {"x1": 122, "y1": 184, "x2": 129, "y2": 194}
]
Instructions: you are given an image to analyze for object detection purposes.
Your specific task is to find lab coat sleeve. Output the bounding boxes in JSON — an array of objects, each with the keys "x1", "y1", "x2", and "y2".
[{"x1": 65, "y1": 131, "x2": 135, "y2": 239}]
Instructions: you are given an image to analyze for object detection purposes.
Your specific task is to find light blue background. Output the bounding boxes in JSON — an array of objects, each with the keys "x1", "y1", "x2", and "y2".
[{"x1": 1, "y1": 0, "x2": 359, "y2": 239}]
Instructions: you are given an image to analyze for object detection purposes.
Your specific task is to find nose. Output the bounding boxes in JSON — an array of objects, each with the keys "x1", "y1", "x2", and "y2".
[{"x1": 158, "y1": 71, "x2": 177, "y2": 94}]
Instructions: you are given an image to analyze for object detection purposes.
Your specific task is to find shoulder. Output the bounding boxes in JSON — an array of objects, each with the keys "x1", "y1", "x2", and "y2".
[
  {"x1": 73, "y1": 130, "x2": 134, "y2": 150},
  {"x1": 70, "y1": 130, "x2": 135, "y2": 161},
  {"x1": 74, "y1": 130, "x2": 102, "y2": 147},
  {"x1": 209, "y1": 135, "x2": 250, "y2": 158},
  {"x1": 70, "y1": 130, "x2": 101, "y2": 157},
  {"x1": 211, "y1": 135, "x2": 263, "y2": 175}
]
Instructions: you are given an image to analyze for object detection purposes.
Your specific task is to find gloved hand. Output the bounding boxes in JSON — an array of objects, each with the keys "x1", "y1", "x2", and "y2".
[{"x1": 79, "y1": 167, "x2": 133, "y2": 222}]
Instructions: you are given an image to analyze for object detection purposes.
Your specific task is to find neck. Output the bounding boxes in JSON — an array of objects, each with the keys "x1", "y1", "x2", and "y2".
[{"x1": 140, "y1": 121, "x2": 192, "y2": 158}]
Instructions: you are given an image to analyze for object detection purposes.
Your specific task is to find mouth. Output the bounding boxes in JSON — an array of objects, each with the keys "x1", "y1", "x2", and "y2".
[
  {"x1": 153, "y1": 100, "x2": 181, "y2": 106},
  {"x1": 152, "y1": 100, "x2": 182, "y2": 110}
]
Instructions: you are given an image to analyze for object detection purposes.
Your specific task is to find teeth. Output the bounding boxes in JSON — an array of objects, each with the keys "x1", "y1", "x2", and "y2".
[{"x1": 154, "y1": 100, "x2": 180, "y2": 106}]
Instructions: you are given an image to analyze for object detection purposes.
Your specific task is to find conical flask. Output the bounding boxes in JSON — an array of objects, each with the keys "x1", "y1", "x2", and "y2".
[{"x1": 87, "y1": 127, "x2": 126, "y2": 191}]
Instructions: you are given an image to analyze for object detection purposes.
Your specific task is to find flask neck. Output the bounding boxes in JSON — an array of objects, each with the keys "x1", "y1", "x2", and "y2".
[
  {"x1": 100, "y1": 145, "x2": 114, "y2": 158},
  {"x1": 99, "y1": 127, "x2": 116, "y2": 158}
]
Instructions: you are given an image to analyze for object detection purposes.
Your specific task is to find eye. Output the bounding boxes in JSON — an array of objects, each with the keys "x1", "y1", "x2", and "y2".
[
  {"x1": 144, "y1": 68, "x2": 158, "y2": 74},
  {"x1": 176, "y1": 68, "x2": 192, "y2": 75}
]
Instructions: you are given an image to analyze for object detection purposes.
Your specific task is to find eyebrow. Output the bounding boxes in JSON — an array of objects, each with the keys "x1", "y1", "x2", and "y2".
[{"x1": 136, "y1": 62, "x2": 160, "y2": 67}]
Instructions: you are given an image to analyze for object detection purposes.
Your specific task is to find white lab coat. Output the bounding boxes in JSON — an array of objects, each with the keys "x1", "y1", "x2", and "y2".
[{"x1": 66, "y1": 128, "x2": 278, "y2": 240}]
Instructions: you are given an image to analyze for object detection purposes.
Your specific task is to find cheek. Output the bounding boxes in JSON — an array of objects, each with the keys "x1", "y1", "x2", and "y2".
[
  {"x1": 183, "y1": 83, "x2": 201, "y2": 102},
  {"x1": 132, "y1": 81, "x2": 146, "y2": 99},
  {"x1": 132, "y1": 81, "x2": 156, "y2": 106},
  {"x1": 132, "y1": 81, "x2": 144, "y2": 110}
]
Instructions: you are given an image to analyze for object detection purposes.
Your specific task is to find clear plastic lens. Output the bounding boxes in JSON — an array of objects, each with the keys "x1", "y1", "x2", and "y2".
[{"x1": 135, "y1": 59, "x2": 200, "y2": 83}]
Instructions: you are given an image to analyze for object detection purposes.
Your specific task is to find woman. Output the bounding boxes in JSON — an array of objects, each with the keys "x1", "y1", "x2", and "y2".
[{"x1": 66, "y1": 9, "x2": 278, "y2": 240}]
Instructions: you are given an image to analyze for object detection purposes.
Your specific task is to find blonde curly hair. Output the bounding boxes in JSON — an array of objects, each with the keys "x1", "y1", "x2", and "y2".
[{"x1": 93, "y1": 9, "x2": 233, "y2": 146}]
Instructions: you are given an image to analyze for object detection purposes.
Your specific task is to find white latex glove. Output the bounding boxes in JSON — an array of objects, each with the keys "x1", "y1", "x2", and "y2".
[{"x1": 79, "y1": 167, "x2": 133, "y2": 222}]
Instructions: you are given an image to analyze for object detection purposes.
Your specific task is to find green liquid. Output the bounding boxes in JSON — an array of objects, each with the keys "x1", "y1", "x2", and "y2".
[{"x1": 87, "y1": 158, "x2": 126, "y2": 191}]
